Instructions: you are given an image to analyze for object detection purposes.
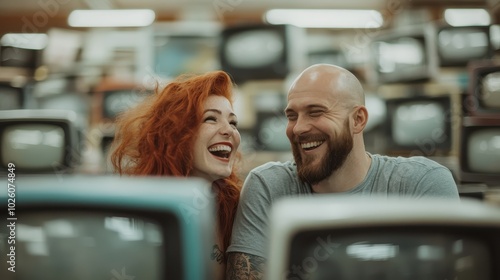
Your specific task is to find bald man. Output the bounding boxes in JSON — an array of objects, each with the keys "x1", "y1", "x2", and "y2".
[{"x1": 225, "y1": 64, "x2": 459, "y2": 280}]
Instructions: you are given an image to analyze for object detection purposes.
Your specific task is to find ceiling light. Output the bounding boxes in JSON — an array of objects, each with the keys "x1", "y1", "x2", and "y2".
[
  {"x1": 264, "y1": 9, "x2": 383, "y2": 29},
  {"x1": 444, "y1": 9, "x2": 490, "y2": 27},
  {"x1": 68, "y1": 9, "x2": 156, "y2": 27}
]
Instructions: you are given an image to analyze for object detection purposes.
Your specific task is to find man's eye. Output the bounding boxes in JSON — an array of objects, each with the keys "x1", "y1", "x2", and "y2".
[
  {"x1": 286, "y1": 114, "x2": 297, "y2": 121},
  {"x1": 310, "y1": 111, "x2": 323, "y2": 117}
]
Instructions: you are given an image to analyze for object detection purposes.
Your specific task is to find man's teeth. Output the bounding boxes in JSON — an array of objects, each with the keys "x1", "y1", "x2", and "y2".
[
  {"x1": 301, "y1": 141, "x2": 324, "y2": 149},
  {"x1": 208, "y1": 145, "x2": 232, "y2": 152}
]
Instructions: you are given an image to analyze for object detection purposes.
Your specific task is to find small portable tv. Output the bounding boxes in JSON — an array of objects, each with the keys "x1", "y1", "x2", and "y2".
[
  {"x1": 465, "y1": 60, "x2": 500, "y2": 117},
  {"x1": 459, "y1": 116, "x2": 500, "y2": 186},
  {"x1": 219, "y1": 24, "x2": 305, "y2": 83},
  {"x1": 0, "y1": 176, "x2": 216, "y2": 280},
  {"x1": 266, "y1": 196, "x2": 500, "y2": 280},
  {"x1": 0, "y1": 109, "x2": 81, "y2": 174},
  {"x1": 0, "y1": 83, "x2": 24, "y2": 110},
  {"x1": 384, "y1": 95, "x2": 452, "y2": 156},
  {"x1": 436, "y1": 24, "x2": 494, "y2": 67},
  {"x1": 371, "y1": 23, "x2": 438, "y2": 84}
]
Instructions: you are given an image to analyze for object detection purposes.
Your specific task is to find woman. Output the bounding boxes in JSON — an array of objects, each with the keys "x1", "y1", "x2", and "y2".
[{"x1": 110, "y1": 70, "x2": 242, "y2": 279}]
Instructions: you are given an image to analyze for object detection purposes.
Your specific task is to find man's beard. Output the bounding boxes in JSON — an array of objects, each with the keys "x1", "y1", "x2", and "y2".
[{"x1": 293, "y1": 119, "x2": 353, "y2": 185}]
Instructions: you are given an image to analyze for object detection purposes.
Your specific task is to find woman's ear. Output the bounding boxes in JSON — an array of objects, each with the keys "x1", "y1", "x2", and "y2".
[{"x1": 352, "y1": 106, "x2": 368, "y2": 134}]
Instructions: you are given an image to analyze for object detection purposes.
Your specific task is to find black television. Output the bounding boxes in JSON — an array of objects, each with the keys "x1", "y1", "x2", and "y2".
[
  {"x1": 436, "y1": 25, "x2": 494, "y2": 67},
  {"x1": 0, "y1": 46, "x2": 41, "y2": 70},
  {"x1": 219, "y1": 24, "x2": 305, "y2": 83},
  {"x1": 371, "y1": 23, "x2": 438, "y2": 84},
  {"x1": 0, "y1": 176, "x2": 216, "y2": 280},
  {"x1": 384, "y1": 95, "x2": 452, "y2": 156},
  {"x1": 266, "y1": 196, "x2": 500, "y2": 280},
  {"x1": 254, "y1": 111, "x2": 291, "y2": 152},
  {"x1": 465, "y1": 60, "x2": 500, "y2": 117},
  {"x1": 0, "y1": 109, "x2": 81, "y2": 175},
  {"x1": 459, "y1": 116, "x2": 500, "y2": 186},
  {"x1": 0, "y1": 83, "x2": 24, "y2": 110}
]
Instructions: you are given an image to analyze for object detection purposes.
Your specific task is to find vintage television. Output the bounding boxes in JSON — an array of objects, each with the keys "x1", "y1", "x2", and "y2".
[
  {"x1": 465, "y1": 60, "x2": 500, "y2": 117},
  {"x1": 384, "y1": 95, "x2": 452, "y2": 156},
  {"x1": 266, "y1": 196, "x2": 500, "y2": 280},
  {"x1": 459, "y1": 116, "x2": 500, "y2": 186},
  {"x1": 0, "y1": 83, "x2": 24, "y2": 110},
  {"x1": 371, "y1": 23, "x2": 438, "y2": 84},
  {"x1": 219, "y1": 24, "x2": 305, "y2": 83},
  {"x1": 0, "y1": 46, "x2": 41, "y2": 70},
  {"x1": 0, "y1": 176, "x2": 215, "y2": 280},
  {"x1": 254, "y1": 111, "x2": 291, "y2": 152},
  {"x1": 0, "y1": 109, "x2": 81, "y2": 174},
  {"x1": 437, "y1": 24, "x2": 494, "y2": 67}
]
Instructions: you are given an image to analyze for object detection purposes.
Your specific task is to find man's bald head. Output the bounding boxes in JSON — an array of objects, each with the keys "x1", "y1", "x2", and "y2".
[{"x1": 289, "y1": 64, "x2": 365, "y2": 107}]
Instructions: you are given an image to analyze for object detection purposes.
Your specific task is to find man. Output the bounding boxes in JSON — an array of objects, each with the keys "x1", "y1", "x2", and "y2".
[{"x1": 225, "y1": 64, "x2": 459, "y2": 279}]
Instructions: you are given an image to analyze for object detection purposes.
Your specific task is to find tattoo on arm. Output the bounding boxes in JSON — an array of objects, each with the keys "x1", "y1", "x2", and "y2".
[{"x1": 225, "y1": 252, "x2": 266, "y2": 280}]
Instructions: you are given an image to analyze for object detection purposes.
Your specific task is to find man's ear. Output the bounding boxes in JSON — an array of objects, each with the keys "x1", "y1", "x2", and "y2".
[{"x1": 352, "y1": 106, "x2": 368, "y2": 134}]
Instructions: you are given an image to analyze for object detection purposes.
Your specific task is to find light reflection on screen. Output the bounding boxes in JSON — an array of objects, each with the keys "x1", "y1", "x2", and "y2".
[
  {"x1": 1, "y1": 123, "x2": 65, "y2": 169},
  {"x1": 225, "y1": 30, "x2": 284, "y2": 68},
  {"x1": 288, "y1": 232, "x2": 491, "y2": 280},
  {"x1": 481, "y1": 72, "x2": 500, "y2": 109},
  {"x1": 375, "y1": 38, "x2": 425, "y2": 74},
  {"x1": 4, "y1": 212, "x2": 163, "y2": 280}
]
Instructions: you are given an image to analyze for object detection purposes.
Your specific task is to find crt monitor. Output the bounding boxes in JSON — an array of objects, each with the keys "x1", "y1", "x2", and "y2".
[
  {"x1": 0, "y1": 109, "x2": 81, "y2": 174},
  {"x1": 266, "y1": 196, "x2": 500, "y2": 280},
  {"x1": 0, "y1": 83, "x2": 23, "y2": 110},
  {"x1": 219, "y1": 24, "x2": 304, "y2": 83},
  {"x1": 370, "y1": 23, "x2": 438, "y2": 84},
  {"x1": 465, "y1": 60, "x2": 500, "y2": 117},
  {"x1": 0, "y1": 46, "x2": 40, "y2": 70},
  {"x1": 384, "y1": 95, "x2": 452, "y2": 156},
  {"x1": 0, "y1": 176, "x2": 216, "y2": 280},
  {"x1": 254, "y1": 111, "x2": 291, "y2": 152},
  {"x1": 437, "y1": 25, "x2": 493, "y2": 67},
  {"x1": 459, "y1": 116, "x2": 500, "y2": 186}
]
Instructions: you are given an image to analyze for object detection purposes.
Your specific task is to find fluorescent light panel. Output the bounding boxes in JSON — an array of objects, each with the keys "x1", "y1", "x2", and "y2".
[
  {"x1": 444, "y1": 9, "x2": 490, "y2": 27},
  {"x1": 1, "y1": 33, "x2": 48, "y2": 50},
  {"x1": 265, "y1": 9, "x2": 383, "y2": 29},
  {"x1": 68, "y1": 9, "x2": 156, "y2": 27}
]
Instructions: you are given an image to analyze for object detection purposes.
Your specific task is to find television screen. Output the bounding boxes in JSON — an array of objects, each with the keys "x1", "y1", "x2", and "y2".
[
  {"x1": 219, "y1": 24, "x2": 305, "y2": 83},
  {"x1": 0, "y1": 176, "x2": 216, "y2": 280},
  {"x1": 0, "y1": 84, "x2": 23, "y2": 110},
  {"x1": 371, "y1": 24, "x2": 438, "y2": 84},
  {"x1": 466, "y1": 62, "x2": 500, "y2": 116},
  {"x1": 437, "y1": 25, "x2": 492, "y2": 67},
  {"x1": 154, "y1": 35, "x2": 218, "y2": 78},
  {"x1": 254, "y1": 111, "x2": 291, "y2": 152},
  {"x1": 385, "y1": 95, "x2": 452, "y2": 156},
  {"x1": 459, "y1": 116, "x2": 500, "y2": 185},
  {"x1": 102, "y1": 89, "x2": 148, "y2": 120},
  {"x1": 266, "y1": 196, "x2": 500, "y2": 280},
  {"x1": 308, "y1": 49, "x2": 350, "y2": 69},
  {"x1": 0, "y1": 46, "x2": 40, "y2": 69},
  {"x1": 0, "y1": 109, "x2": 80, "y2": 174}
]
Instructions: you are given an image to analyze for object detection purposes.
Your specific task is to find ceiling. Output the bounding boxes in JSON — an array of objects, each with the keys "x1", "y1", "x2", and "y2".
[{"x1": 0, "y1": 0, "x2": 497, "y2": 35}]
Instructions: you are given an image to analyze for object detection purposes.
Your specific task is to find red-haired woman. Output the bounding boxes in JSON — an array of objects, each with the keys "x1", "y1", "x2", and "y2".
[{"x1": 111, "y1": 70, "x2": 242, "y2": 279}]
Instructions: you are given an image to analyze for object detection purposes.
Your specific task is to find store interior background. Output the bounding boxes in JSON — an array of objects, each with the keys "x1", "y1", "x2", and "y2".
[{"x1": 0, "y1": 0, "x2": 499, "y2": 202}]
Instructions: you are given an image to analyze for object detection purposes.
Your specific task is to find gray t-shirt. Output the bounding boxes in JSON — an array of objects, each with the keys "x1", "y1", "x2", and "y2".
[{"x1": 227, "y1": 154, "x2": 460, "y2": 258}]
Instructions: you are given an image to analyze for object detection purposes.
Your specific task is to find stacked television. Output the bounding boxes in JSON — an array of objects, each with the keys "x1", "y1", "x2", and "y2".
[{"x1": 460, "y1": 60, "x2": 500, "y2": 186}]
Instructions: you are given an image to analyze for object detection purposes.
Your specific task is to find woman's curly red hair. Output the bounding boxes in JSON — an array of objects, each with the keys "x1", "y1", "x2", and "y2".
[{"x1": 111, "y1": 70, "x2": 241, "y2": 254}]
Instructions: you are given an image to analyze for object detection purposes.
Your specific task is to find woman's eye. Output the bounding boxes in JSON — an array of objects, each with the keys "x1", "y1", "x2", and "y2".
[
  {"x1": 204, "y1": 116, "x2": 217, "y2": 122},
  {"x1": 230, "y1": 121, "x2": 238, "y2": 128}
]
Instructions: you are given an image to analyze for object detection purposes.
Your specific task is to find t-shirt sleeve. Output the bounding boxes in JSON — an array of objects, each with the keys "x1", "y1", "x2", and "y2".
[
  {"x1": 226, "y1": 170, "x2": 273, "y2": 258},
  {"x1": 413, "y1": 167, "x2": 460, "y2": 199}
]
